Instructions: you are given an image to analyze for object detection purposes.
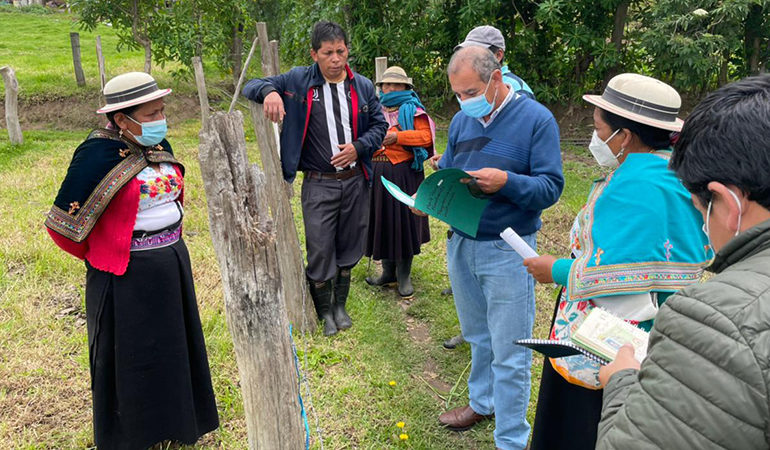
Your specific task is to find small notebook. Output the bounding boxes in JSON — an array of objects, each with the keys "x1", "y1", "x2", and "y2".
[
  {"x1": 572, "y1": 308, "x2": 649, "y2": 362},
  {"x1": 516, "y1": 338, "x2": 610, "y2": 365},
  {"x1": 516, "y1": 308, "x2": 650, "y2": 366}
]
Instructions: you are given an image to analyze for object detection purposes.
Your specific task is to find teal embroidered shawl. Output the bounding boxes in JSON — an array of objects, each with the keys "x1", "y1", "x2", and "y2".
[{"x1": 565, "y1": 150, "x2": 711, "y2": 302}]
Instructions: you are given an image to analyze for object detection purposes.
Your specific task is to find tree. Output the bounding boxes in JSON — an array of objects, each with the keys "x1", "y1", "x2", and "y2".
[
  {"x1": 643, "y1": 0, "x2": 770, "y2": 91},
  {"x1": 75, "y1": 0, "x2": 282, "y2": 85},
  {"x1": 73, "y1": 0, "x2": 159, "y2": 74}
]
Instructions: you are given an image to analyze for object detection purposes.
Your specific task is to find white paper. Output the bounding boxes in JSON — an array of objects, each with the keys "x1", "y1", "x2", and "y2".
[{"x1": 500, "y1": 227, "x2": 539, "y2": 259}]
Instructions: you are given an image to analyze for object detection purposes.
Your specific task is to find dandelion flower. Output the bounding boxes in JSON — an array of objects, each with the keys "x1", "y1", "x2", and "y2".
[
  {"x1": 389, "y1": 380, "x2": 397, "y2": 386},
  {"x1": 396, "y1": 421, "x2": 405, "y2": 428},
  {"x1": 399, "y1": 433, "x2": 409, "y2": 440}
]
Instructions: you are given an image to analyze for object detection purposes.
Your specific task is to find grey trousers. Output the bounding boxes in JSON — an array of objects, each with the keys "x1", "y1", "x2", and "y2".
[{"x1": 301, "y1": 173, "x2": 369, "y2": 282}]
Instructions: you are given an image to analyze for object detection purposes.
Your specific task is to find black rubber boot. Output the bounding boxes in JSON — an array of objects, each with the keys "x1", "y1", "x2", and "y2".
[
  {"x1": 308, "y1": 279, "x2": 337, "y2": 336},
  {"x1": 333, "y1": 267, "x2": 353, "y2": 330},
  {"x1": 396, "y1": 257, "x2": 414, "y2": 299},
  {"x1": 365, "y1": 259, "x2": 397, "y2": 287}
]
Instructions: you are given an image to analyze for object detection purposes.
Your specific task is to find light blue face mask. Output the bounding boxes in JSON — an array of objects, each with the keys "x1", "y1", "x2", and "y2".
[
  {"x1": 456, "y1": 74, "x2": 498, "y2": 118},
  {"x1": 126, "y1": 115, "x2": 168, "y2": 147}
]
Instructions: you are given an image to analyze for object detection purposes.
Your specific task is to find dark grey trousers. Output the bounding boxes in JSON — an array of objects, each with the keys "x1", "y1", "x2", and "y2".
[{"x1": 301, "y1": 173, "x2": 369, "y2": 282}]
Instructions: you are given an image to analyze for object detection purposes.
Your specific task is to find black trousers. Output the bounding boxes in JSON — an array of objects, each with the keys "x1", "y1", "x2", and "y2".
[{"x1": 301, "y1": 173, "x2": 369, "y2": 282}]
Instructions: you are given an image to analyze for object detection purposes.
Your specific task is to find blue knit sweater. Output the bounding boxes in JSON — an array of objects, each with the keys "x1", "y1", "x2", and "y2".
[{"x1": 439, "y1": 95, "x2": 564, "y2": 240}]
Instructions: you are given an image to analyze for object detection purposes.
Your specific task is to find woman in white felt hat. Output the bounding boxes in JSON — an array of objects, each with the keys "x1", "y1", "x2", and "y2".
[
  {"x1": 45, "y1": 72, "x2": 219, "y2": 449},
  {"x1": 522, "y1": 73, "x2": 712, "y2": 450},
  {"x1": 364, "y1": 66, "x2": 436, "y2": 299}
]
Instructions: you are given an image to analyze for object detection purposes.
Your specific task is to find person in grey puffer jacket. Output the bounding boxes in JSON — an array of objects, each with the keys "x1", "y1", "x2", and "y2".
[{"x1": 596, "y1": 74, "x2": 770, "y2": 449}]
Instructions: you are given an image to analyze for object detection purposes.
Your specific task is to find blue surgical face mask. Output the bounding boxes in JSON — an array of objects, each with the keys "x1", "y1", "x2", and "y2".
[
  {"x1": 126, "y1": 115, "x2": 167, "y2": 147},
  {"x1": 456, "y1": 74, "x2": 497, "y2": 118}
]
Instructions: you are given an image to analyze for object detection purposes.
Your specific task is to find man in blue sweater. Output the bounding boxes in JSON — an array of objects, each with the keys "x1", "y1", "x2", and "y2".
[
  {"x1": 441, "y1": 25, "x2": 538, "y2": 351},
  {"x1": 434, "y1": 46, "x2": 563, "y2": 449}
]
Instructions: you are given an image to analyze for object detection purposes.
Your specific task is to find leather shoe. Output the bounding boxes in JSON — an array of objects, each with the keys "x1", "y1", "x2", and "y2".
[{"x1": 438, "y1": 405, "x2": 493, "y2": 431}]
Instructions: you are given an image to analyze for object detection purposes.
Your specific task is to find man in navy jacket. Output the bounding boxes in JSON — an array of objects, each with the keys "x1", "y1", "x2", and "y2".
[{"x1": 243, "y1": 21, "x2": 388, "y2": 336}]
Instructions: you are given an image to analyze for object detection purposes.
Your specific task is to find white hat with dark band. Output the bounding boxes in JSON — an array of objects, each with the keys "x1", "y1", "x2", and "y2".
[
  {"x1": 376, "y1": 66, "x2": 414, "y2": 89},
  {"x1": 583, "y1": 73, "x2": 684, "y2": 132},
  {"x1": 96, "y1": 72, "x2": 172, "y2": 114}
]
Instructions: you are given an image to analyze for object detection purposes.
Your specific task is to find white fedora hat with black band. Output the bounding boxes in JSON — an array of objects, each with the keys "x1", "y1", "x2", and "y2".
[
  {"x1": 96, "y1": 72, "x2": 172, "y2": 114},
  {"x1": 583, "y1": 73, "x2": 683, "y2": 132}
]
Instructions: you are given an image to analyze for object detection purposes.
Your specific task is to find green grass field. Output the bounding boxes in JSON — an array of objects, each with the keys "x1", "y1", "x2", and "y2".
[{"x1": 0, "y1": 7, "x2": 602, "y2": 449}]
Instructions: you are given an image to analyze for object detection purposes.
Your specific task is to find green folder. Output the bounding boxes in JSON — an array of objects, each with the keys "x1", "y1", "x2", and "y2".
[{"x1": 381, "y1": 168, "x2": 490, "y2": 237}]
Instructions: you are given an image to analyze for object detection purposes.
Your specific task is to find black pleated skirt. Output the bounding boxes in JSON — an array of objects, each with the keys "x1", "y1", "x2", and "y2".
[
  {"x1": 365, "y1": 159, "x2": 430, "y2": 260},
  {"x1": 85, "y1": 239, "x2": 219, "y2": 450},
  {"x1": 530, "y1": 291, "x2": 603, "y2": 450}
]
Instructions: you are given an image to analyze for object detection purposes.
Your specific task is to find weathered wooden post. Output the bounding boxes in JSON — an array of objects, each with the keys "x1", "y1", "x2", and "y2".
[
  {"x1": 70, "y1": 32, "x2": 86, "y2": 87},
  {"x1": 192, "y1": 56, "x2": 210, "y2": 130},
  {"x1": 248, "y1": 22, "x2": 316, "y2": 332},
  {"x1": 198, "y1": 111, "x2": 305, "y2": 449},
  {"x1": 95, "y1": 35, "x2": 106, "y2": 92},
  {"x1": 375, "y1": 56, "x2": 388, "y2": 95},
  {"x1": 0, "y1": 66, "x2": 23, "y2": 145}
]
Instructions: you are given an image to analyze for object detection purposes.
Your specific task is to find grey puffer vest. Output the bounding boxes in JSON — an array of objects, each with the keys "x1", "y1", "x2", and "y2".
[{"x1": 597, "y1": 218, "x2": 770, "y2": 449}]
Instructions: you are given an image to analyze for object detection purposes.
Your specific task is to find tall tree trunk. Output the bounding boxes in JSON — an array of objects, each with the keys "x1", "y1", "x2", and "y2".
[
  {"x1": 744, "y1": 4, "x2": 763, "y2": 75},
  {"x1": 143, "y1": 42, "x2": 152, "y2": 74},
  {"x1": 132, "y1": 0, "x2": 152, "y2": 74},
  {"x1": 603, "y1": 0, "x2": 631, "y2": 86},
  {"x1": 718, "y1": 49, "x2": 730, "y2": 86},
  {"x1": 231, "y1": 24, "x2": 243, "y2": 89}
]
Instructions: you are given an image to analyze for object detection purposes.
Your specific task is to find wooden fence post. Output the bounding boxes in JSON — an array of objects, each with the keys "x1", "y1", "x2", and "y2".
[
  {"x1": 96, "y1": 35, "x2": 106, "y2": 92},
  {"x1": 192, "y1": 56, "x2": 210, "y2": 130},
  {"x1": 375, "y1": 56, "x2": 388, "y2": 95},
  {"x1": 70, "y1": 32, "x2": 86, "y2": 87},
  {"x1": 198, "y1": 111, "x2": 305, "y2": 449},
  {"x1": 0, "y1": 66, "x2": 23, "y2": 145},
  {"x1": 249, "y1": 22, "x2": 316, "y2": 332}
]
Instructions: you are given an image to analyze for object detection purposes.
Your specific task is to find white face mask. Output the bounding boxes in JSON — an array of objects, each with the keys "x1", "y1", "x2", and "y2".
[
  {"x1": 588, "y1": 129, "x2": 622, "y2": 168},
  {"x1": 702, "y1": 188, "x2": 743, "y2": 243}
]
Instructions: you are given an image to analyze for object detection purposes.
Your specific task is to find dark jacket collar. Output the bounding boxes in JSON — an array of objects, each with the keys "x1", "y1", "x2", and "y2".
[
  {"x1": 309, "y1": 63, "x2": 355, "y2": 87},
  {"x1": 711, "y1": 218, "x2": 770, "y2": 273}
]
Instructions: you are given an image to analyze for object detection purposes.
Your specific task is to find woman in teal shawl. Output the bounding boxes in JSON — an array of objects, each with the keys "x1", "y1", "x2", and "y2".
[
  {"x1": 365, "y1": 66, "x2": 436, "y2": 299},
  {"x1": 523, "y1": 74, "x2": 712, "y2": 450}
]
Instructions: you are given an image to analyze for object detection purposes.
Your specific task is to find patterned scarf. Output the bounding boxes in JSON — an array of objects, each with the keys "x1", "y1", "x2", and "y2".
[{"x1": 379, "y1": 90, "x2": 428, "y2": 171}]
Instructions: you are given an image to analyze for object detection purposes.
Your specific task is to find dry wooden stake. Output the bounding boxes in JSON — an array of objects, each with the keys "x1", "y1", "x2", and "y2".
[
  {"x1": 191, "y1": 56, "x2": 210, "y2": 130},
  {"x1": 96, "y1": 35, "x2": 106, "y2": 92},
  {"x1": 0, "y1": 66, "x2": 23, "y2": 145},
  {"x1": 70, "y1": 32, "x2": 86, "y2": 87},
  {"x1": 375, "y1": 56, "x2": 388, "y2": 95}
]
